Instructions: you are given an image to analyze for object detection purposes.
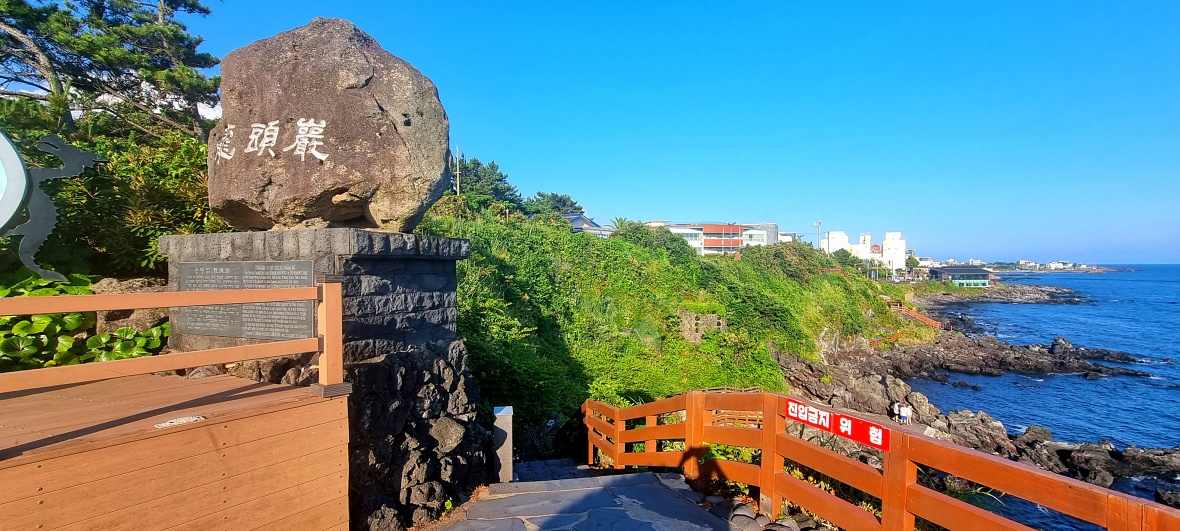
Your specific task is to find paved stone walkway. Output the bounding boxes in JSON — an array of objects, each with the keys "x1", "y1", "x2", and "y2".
[
  {"x1": 513, "y1": 458, "x2": 597, "y2": 482},
  {"x1": 441, "y1": 472, "x2": 732, "y2": 530}
]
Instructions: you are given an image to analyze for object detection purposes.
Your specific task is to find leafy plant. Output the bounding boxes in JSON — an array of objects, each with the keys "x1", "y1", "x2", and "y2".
[
  {"x1": 85, "y1": 324, "x2": 169, "y2": 362},
  {"x1": 0, "y1": 272, "x2": 169, "y2": 371}
]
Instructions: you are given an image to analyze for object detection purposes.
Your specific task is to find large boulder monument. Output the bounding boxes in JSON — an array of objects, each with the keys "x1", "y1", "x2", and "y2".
[{"x1": 207, "y1": 17, "x2": 452, "y2": 233}]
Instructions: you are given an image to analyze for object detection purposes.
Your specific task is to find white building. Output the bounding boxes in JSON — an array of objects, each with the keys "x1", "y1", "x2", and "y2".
[
  {"x1": 881, "y1": 232, "x2": 907, "y2": 271},
  {"x1": 821, "y1": 230, "x2": 908, "y2": 271},
  {"x1": 819, "y1": 231, "x2": 851, "y2": 254},
  {"x1": 743, "y1": 223, "x2": 779, "y2": 247},
  {"x1": 849, "y1": 233, "x2": 873, "y2": 260}
]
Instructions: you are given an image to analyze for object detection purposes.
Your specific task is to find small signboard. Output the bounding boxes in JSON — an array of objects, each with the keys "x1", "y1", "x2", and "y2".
[
  {"x1": 786, "y1": 397, "x2": 891, "y2": 451},
  {"x1": 174, "y1": 261, "x2": 316, "y2": 340}
]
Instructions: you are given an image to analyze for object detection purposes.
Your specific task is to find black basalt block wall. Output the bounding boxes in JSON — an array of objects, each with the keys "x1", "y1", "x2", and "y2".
[{"x1": 159, "y1": 229, "x2": 487, "y2": 531}]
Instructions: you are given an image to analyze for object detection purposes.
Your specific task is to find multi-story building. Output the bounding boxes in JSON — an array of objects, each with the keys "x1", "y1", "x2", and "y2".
[
  {"x1": 880, "y1": 232, "x2": 907, "y2": 271},
  {"x1": 659, "y1": 222, "x2": 779, "y2": 255}
]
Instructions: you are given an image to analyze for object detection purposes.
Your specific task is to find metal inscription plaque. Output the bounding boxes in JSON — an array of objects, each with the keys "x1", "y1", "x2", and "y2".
[{"x1": 175, "y1": 261, "x2": 315, "y2": 340}]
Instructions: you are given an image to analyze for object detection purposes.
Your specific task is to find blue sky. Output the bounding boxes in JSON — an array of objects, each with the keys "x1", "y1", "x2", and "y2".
[{"x1": 186, "y1": 2, "x2": 1180, "y2": 264}]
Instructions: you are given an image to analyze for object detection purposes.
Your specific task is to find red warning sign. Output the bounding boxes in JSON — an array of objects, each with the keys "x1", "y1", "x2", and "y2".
[{"x1": 785, "y1": 397, "x2": 890, "y2": 451}]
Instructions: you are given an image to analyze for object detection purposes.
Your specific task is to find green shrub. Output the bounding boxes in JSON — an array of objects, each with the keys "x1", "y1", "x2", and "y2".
[{"x1": 417, "y1": 210, "x2": 920, "y2": 429}]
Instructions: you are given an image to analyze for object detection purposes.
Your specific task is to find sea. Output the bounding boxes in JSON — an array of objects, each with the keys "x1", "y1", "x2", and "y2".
[{"x1": 905, "y1": 264, "x2": 1180, "y2": 529}]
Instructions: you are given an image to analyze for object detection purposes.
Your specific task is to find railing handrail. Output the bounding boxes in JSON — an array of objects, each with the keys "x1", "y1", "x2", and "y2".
[
  {"x1": 0, "y1": 286, "x2": 321, "y2": 315},
  {"x1": 0, "y1": 282, "x2": 345, "y2": 396},
  {"x1": 584, "y1": 390, "x2": 1180, "y2": 530}
]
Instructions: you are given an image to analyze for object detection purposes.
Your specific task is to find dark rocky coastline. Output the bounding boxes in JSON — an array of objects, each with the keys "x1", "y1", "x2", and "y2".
[
  {"x1": 917, "y1": 283, "x2": 1090, "y2": 308},
  {"x1": 864, "y1": 334, "x2": 1151, "y2": 380},
  {"x1": 774, "y1": 322, "x2": 1180, "y2": 509}
]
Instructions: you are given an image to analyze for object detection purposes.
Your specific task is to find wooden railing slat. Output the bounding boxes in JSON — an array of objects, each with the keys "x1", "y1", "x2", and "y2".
[
  {"x1": 614, "y1": 394, "x2": 686, "y2": 420},
  {"x1": 908, "y1": 435, "x2": 1108, "y2": 524},
  {"x1": 700, "y1": 458, "x2": 760, "y2": 486},
  {"x1": 774, "y1": 471, "x2": 881, "y2": 531},
  {"x1": 0, "y1": 287, "x2": 321, "y2": 315},
  {"x1": 584, "y1": 401, "x2": 619, "y2": 418},
  {"x1": 775, "y1": 433, "x2": 883, "y2": 497},
  {"x1": 907, "y1": 484, "x2": 1034, "y2": 531},
  {"x1": 618, "y1": 423, "x2": 684, "y2": 443},
  {"x1": 589, "y1": 435, "x2": 615, "y2": 458},
  {"x1": 702, "y1": 425, "x2": 762, "y2": 449},
  {"x1": 0, "y1": 338, "x2": 321, "y2": 394},
  {"x1": 585, "y1": 415, "x2": 613, "y2": 439}
]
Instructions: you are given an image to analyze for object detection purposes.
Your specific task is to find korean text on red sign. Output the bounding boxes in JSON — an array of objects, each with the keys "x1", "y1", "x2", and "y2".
[{"x1": 785, "y1": 397, "x2": 890, "y2": 451}]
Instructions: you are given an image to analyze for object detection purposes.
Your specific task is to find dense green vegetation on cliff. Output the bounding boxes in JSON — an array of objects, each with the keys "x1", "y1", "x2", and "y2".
[{"x1": 417, "y1": 196, "x2": 931, "y2": 427}]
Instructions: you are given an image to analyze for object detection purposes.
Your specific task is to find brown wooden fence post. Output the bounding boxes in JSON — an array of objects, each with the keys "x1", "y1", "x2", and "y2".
[
  {"x1": 1106, "y1": 493, "x2": 1145, "y2": 531},
  {"x1": 312, "y1": 279, "x2": 350, "y2": 398},
  {"x1": 584, "y1": 401, "x2": 595, "y2": 466},
  {"x1": 759, "y1": 392, "x2": 784, "y2": 518},
  {"x1": 683, "y1": 390, "x2": 705, "y2": 480},
  {"x1": 614, "y1": 406, "x2": 628, "y2": 469},
  {"x1": 882, "y1": 432, "x2": 916, "y2": 530},
  {"x1": 646, "y1": 414, "x2": 658, "y2": 456}
]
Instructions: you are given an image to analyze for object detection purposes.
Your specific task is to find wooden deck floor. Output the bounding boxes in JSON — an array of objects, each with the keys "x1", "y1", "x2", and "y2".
[{"x1": 0, "y1": 374, "x2": 349, "y2": 530}]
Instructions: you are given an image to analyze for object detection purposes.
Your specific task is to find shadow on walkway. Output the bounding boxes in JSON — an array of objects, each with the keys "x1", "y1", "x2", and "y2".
[{"x1": 441, "y1": 472, "x2": 731, "y2": 531}]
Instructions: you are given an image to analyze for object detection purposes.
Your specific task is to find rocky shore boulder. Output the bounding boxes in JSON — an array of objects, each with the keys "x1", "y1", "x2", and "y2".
[
  {"x1": 208, "y1": 17, "x2": 452, "y2": 233},
  {"x1": 89, "y1": 278, "x2": 168, "y2": 334}
]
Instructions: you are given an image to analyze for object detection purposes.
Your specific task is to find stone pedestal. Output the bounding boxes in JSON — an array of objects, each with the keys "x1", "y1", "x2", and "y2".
[
  {"x1": 159, "y1": 229, "x2": 487, "y2": 530},
  {"x1": 493, "y1": 406, "x2": 514, "y2": 483}
]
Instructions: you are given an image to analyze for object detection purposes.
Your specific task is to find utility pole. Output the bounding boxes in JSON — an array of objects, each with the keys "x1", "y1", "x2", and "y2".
[
  {"x1": 453, "y1": 146, "x2": 461, "y2": 195},
  {"x1": 814, "y1": 220, "x2": 822, "y2": 252}
]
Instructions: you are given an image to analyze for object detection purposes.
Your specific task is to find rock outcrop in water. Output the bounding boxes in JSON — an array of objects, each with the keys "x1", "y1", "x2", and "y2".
[
  {"x1": 916, "y1": 283, "x2": 1088, "y2": 308},
  {"x1": 862, "y1": 332, "x2": 1150, "y2": 379}
]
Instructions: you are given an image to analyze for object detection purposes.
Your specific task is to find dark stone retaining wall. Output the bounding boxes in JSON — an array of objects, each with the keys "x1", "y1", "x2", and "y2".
[{"x1": 160, "y1": 229, "x2": 486, "y2": 531}]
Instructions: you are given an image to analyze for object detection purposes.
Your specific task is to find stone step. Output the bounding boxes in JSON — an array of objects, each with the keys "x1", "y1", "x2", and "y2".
[{"x1": 488, "y1": 472, "x2": 658, "y2": 496}]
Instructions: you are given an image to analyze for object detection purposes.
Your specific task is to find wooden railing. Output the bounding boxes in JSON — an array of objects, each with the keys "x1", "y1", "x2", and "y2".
[
  {"x1": 0, "y1": 280, "x2": 347, "y2": 397},
  {"x1": 870, "y1": 331, "x2": 908, "y2": 347},
  {"x1": 895, "y1": 306, "x2": 943, "y2": 330},
  {"x1": 584, "y1": 391, "x2": 1180, "y2": 530}
]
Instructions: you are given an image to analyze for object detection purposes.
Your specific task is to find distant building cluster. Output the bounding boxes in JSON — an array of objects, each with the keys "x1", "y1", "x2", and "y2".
[
  {"x1": 819, "y1": 231, "x2": 908, "y2": 271},
  {"x1": 650, "y1": 221, "x2": 789, "y2": 255}
]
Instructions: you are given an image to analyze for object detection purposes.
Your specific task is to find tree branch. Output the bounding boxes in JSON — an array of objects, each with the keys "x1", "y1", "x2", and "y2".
[
  {"x1": 0, "y1": 88, "x2": 48, "y2": 100},
  {"x1": 95, "y1": 80, "x2": 189, "y2": 131},
  {"x1": 92, "y1": 102, "x2": 164, "y2": 140},
  {"x1": 0, "y1": 19, "x2": 60, "y2": 96}
]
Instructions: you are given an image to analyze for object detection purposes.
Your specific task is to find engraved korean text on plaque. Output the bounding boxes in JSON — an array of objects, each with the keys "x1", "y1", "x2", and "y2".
[{"x1": 176, "y1": 261, "x2": 315, "y2": 340}]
